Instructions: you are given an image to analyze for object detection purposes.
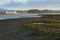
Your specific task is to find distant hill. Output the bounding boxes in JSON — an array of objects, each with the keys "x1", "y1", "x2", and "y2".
[
  {"x1": 27, "y1": 9, "x2": 40, "y2": 13},
  {"x1": 27, "y1": 9, "x2": 60, "y2": 13}
]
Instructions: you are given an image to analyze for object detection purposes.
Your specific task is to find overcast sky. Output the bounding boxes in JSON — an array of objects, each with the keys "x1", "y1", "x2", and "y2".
[{"x1": 0, "y1": 0, "x2": 60, "y2": 10}]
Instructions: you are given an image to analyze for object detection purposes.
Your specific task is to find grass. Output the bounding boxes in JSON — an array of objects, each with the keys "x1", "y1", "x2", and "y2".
[{"x1": 22, "y1": 16, "x2": 60, "y2": 40}]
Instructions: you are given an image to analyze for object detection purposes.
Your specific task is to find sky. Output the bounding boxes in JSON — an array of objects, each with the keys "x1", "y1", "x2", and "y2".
[{"x1": 0, "y1": 0, "x2": 60, "y2": 10}]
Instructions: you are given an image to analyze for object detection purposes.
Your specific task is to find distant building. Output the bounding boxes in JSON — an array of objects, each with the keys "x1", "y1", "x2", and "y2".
[
  {"x1": 6, "y1": 10, "x2": 27, "y2": 14},
  {"x1": 6, "y1": 11, "x2": 17, "y2": 14},
  {"x1": 16, "y1": 11, "x2": 27, "y2": 14}
]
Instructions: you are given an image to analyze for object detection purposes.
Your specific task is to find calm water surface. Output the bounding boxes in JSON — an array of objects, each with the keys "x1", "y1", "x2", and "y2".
[{"x1": 0, "y1": 14, "x2": 42, "y2": 20}]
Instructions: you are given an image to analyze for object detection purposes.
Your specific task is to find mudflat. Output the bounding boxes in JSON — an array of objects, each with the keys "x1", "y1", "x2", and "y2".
[
  {"x1": 0, "y1": 18, "x2": 24, "y2": 40},
  {"x1": 0, "y1": 18, "x2": 39, "y2": 40}
]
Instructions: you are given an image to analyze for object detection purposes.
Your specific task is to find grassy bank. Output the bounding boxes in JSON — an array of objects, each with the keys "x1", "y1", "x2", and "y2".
[{"x1": 22, "y1": 16, "x2": 60, "y2": 40}]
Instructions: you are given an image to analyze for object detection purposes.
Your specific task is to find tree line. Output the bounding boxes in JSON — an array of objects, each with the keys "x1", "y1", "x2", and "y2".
[{"x1": 27, "y1": 9, "x2": 60, "y2": 13}]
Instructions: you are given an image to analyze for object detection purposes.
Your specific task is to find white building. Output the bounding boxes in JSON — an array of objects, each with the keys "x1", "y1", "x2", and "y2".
[
  {"x1": 6, "y1": 11, "x2": 17, "y2": 14},
  {"x1": 6, "y1": 10, "x2": 28, "y2": 14}
]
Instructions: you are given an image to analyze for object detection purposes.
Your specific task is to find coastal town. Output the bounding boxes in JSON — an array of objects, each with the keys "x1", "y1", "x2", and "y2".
[{"x1": 1, "y1": 9, "x2": 60, "y2": 14}]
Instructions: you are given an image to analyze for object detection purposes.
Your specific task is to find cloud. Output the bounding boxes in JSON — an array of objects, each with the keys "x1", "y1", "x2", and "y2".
[
  {"x1": 0, "y1": 0, "x2": 28, "y2": 6},
  {"x1": 0, "y1": 0, "x2": 60, "y2": 10},
  {"x1": 0, "y1": 0, "x2": 12, "y2": 5},
  {"x1": 13, "y1": 0, "x2": 28, "y2": 3}
]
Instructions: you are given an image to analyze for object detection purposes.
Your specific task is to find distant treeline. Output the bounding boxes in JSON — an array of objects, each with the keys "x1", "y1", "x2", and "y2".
[{"x1": 27, "y1": 9, "x2": 60, "y2": 13}]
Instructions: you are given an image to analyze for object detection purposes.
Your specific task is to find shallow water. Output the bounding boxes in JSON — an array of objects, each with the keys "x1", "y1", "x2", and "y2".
[{"x1": 0, "y1": 14, "x2": 42, "y2": 20}]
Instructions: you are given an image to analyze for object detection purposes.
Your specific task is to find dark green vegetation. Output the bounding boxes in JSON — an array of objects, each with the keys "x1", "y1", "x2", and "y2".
[
  {"x1": 27, "y1": 9, "x2": 60, "y2": 13},
  {"x1": 0, "y1": 16, "x2": 60, "y2": 40},
  {"x1": 22, "y1": 16, "x2": 60, "y2": 40}
]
